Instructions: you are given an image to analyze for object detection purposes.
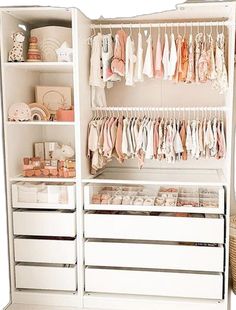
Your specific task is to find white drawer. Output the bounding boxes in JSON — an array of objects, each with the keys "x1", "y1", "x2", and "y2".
[
  {"x1": 14, "y1": 238, "x2": 77, "y2": 264},
  {"x1": 12, "y1": 182, "x2": 75, "y2": 210},
  {"x1": 15, "y1": 265, "x2": 77, "y2": 291},
  {"x1": 13, "y1": 211, "x2": 76, "y2": 237},
  {"x1": 84, "y1": 214, "x2": 224, "y2": 243},
  {"x1": 85, "y1": 241, "x2": 224, "y2": 272},
  {"x1": 85, "y1": 268, "x2": 223, "y2": 300}
]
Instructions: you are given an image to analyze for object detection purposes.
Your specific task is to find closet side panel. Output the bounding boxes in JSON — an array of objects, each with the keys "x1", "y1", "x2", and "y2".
[
  {"x1": 73, "y1": 7, "x2": 92, "y2": 308},
  {"x1": 76, "y1": 11, "x2": 92, "y2": 180}
]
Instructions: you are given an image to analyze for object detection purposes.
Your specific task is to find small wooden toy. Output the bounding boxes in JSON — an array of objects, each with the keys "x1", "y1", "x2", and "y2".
[
  {"x1": 29, "y1": 103, "x2": 50, "y2": 121},
  {"x1": 27, "y1": 37, "x2": 41, "y2": 62},
  {"x1": 55, "y1": 41, "x2": 73, "y2": 62},
  {"x1": 8, "y1": 102, "x2": 31, "y2": 121},
  {"x1": 8, "y1": 31, "x2": 25, "y2": 62},
  {"x1": 22, "y1": 157, "x2": 76, "y2": 178}
]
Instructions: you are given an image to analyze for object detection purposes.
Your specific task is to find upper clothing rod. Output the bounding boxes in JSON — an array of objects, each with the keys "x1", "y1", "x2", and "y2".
[
  {"x1": 92, "y1": 106, "x2": 228, "y2": 111},
  {"x1": 91, "y1": 21, "x2": 229, "y2": 29}
]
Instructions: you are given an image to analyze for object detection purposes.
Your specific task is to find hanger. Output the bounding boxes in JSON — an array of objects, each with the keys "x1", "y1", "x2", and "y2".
[
  {"x1": 87, "y1": 25, "x2": 96, "y2": 45},
  {"x1": 129, "y1": 23, "x2": 132, "y2": 38}
]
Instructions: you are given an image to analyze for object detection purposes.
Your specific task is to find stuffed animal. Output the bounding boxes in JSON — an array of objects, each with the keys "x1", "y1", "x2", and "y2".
[
  {"x1": 52, "y1": 144, "x2": 74, "y2": 161},
  {"x1": 55, "y1": 41, "x2": 73, "y2": 62},
  {"x1": 8, "y1": 31, "x2": 25, "y2": 62},
  {"x1": 8, "y1": 102, "x2": 31, "y2": 121}
]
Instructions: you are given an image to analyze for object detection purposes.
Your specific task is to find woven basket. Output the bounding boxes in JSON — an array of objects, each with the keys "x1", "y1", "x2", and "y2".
[{"x1": 230, "y1": 215, "x2": 236, "y2": 294}]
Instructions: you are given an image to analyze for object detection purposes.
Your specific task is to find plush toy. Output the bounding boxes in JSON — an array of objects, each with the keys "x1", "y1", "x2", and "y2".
[
  {"x1": 52, "y1": 144, "x2": 74, "y2": 160},
  {"x1": 55, "y1": 41, "x2": 73, "y2": 62},
  {"x1": 8, "y1": 32, "x2": 25, "y2": 62},
  {"x1": 8, "y1": 102, "x2": 31, "y2": 121}
]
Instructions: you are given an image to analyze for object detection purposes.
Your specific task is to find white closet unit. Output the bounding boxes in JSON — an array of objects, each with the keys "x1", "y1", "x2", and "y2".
[{"x1": 0, "y1": 2, "x2": 236, "y2": 310}]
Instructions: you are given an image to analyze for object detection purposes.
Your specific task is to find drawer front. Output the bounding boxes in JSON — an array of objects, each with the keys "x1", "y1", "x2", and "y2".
[
  {"x1": 12, "y1": 183, "x2": 75, "y2": 210},
  {"x1": 15, "y1": 265, "x2": 77, "y2": 291},
  {"x1": 85, "y1": 268, "x2": 223, "y2": 300},
  {"x1": 13, "y1": 211, "x2": 76, "y2": 237},
  {"x1": 14, "y1": 238, "x2": 77, "y2": 264},
  {"x1": 85, "y1": 241, "x2": 224, "y2": 272},
  {"x1": 84, "y1": 214, "x2": 224, "y2": 243}
]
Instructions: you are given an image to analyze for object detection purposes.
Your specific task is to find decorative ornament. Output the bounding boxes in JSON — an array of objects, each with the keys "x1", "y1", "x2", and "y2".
[
  {"x1": 35, "y1": 86, "x2": 72, "y2": 114},
  {"x1": 52, "y1": 144, "x2": 75, "y2": 161},
  {"x1": 55, "y1": 41, "x2": 73, "y2": 62},
  {"x1": 8, "y1": 31, "x2": 25, "y2": 62},
  {"x1": 27, "y1": 37, "x2": 41, "y2": 62},
  {"x1": 29, "y1": 103, "x2": 50, "y2": 121},
  {"x1": 8, "y1": 102, "x2": 31, "y2": 121}
]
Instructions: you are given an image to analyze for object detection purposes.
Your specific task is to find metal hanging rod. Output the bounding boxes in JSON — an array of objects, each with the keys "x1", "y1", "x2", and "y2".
[
  {"x1": 92, "y1": 106, "x2": 227, "y2": 112},
  {"x1": 91, "y1": 21, "x2": 229, "y2": 29}
]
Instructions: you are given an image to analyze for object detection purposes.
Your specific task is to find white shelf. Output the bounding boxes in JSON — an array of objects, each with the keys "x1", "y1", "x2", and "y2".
[
  {"x1": 82, "y1": 168, "x2": 227, "y2": 186},
  {"x1": 7, "y1": 121, "x2": 75, "y2": 126},
  {"x1": 84, "y1": 204, "x2": 224, "y2": 214},
  {"x1": 3, "y1": 62, "x2": 73, "y2": 73},
  {"x1": 10, "y1": 175, "x2": 76, "y2": 183}
]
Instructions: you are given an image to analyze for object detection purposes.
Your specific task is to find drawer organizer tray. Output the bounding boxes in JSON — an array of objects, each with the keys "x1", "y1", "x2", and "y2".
[
  {"x1": 14, "y1": 238, "x2": 77, "y2": 264},
  {"x1": 85, "y1": 241, "x2": 224, "y2": 272},
  {"x1": 84, "y1": 184, "x2": 224, "y2": 214},
  {"x1": 85, "y1": 267, "x2": 223, "y2": 300},
  {"x1": 12, "y1": 182, "x2": 75, "y2": 210},
  {"x1": 13, "y1": 210, "x2": 76, "y2": 237},
  {"x1": 15, "y1": 264, "x2": 77, "y2": 291}
]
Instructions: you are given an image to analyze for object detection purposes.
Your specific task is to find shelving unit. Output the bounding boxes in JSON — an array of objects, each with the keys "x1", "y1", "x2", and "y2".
[
  {"x1": 0, "y1": 2, "x2": 236, "y2": 310},
  {"x1": 0, "y1": 6, "x2": 87, "y2": 310}
]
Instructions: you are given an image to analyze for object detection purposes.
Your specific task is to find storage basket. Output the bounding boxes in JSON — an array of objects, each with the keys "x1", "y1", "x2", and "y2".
[{"x1": 230, "y1": 215, "x2": 236, "y2": 294}]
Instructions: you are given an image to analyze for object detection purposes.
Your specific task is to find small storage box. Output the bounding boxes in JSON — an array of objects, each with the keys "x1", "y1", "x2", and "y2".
[
  {"x1": 12, "y1": 182, "x2": 75, "y2": 209},
  {"x1": 15, "y1": 264, "x2": 77, "y2": 291}
]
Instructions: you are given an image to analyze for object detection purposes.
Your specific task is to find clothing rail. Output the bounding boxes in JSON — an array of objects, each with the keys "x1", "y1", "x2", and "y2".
[
  {"x1": 92, "y1": 106, "x2": 228, "y2": 112},
  {"x1": 91, "y1": 21, "x2": 229, "y2": 29}
]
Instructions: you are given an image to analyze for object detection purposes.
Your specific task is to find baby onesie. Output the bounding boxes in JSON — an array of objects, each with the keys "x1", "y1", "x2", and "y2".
[{"x1": 143, "y1": 34, "x2": 154, "y2": 78}]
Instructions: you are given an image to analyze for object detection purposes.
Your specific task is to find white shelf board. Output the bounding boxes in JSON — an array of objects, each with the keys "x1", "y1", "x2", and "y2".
[
  {"x1": 82, "y1": 168, "x2": 226, "y2": 186},
  {"x1": 84, "y1": 204, "x2": 224, "y2": 214},
  {"x1": 7, "y1": 121, "x2": 75, "y2": 126},
  {"x1": 10, "y1": 175, "x2": 76, "y2": 183},
  {"x1": 6, "y1": 303, "x2": 79, "y2": 310},
  {"x1": 3, "y1": 62, "x2": 73, "y2": 73}
]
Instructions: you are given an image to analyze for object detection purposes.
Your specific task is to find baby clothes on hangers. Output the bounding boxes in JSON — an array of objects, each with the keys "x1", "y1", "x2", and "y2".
[
  {"x1": 174, "y1": 34, "x2": 183, "y2": 82},
  {"x1": 198, "y1": 34, "x2": 208, "y2": 83},
  {"x1": 111, "y1": 29, "x2": 127, "y2": 77},
  {"x1": 125, "y1": 35, "x2": 137, "y2": 86},
  {"x1": 206, "y1": 34, "x2": 217, "y2": 80},
  {"x1": 195, "y1": 32, "x2": 203, "y2": 83},
  {"x1": 89, "y1": 33, "x2": 106, "y2": 107},
  {"x1": 154, "y1": 34, "x2": 163, "y2": 79},
  {"x1": 213, "y1": 32, "x2": 228, "y2": 94},
  {"x1": 180, "y1": 37, "x2": 188, "y2": 82},
  {"x1": 102, "y1": 34, "x2": 121, "y2": 84},
  {"x1": 168, "y1": 33, "x2": 177, "y2": 79},
  {"x1": 134, "y1": 32, "x2": 144, "y2": 82},
  {"x1": 162, "y1": 33, "x2": 169, "y2": 80},
  {"x1": 143, "y1": 34, "x2": 154, "y2": 78},
  {"x1": 186, "y1": 33, "x2": 195, "y2": 83},
  {"x1": 174, "y1": 119, "x2": 183, "y2": 160},
  {"x1": 180, "y1": 120, "x2": 187, "y2": 160}
]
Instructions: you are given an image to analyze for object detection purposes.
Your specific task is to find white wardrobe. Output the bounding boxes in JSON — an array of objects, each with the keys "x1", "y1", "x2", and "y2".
[{"x1": 0, "y1": 2, "x2": 236, "y2": 310}]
